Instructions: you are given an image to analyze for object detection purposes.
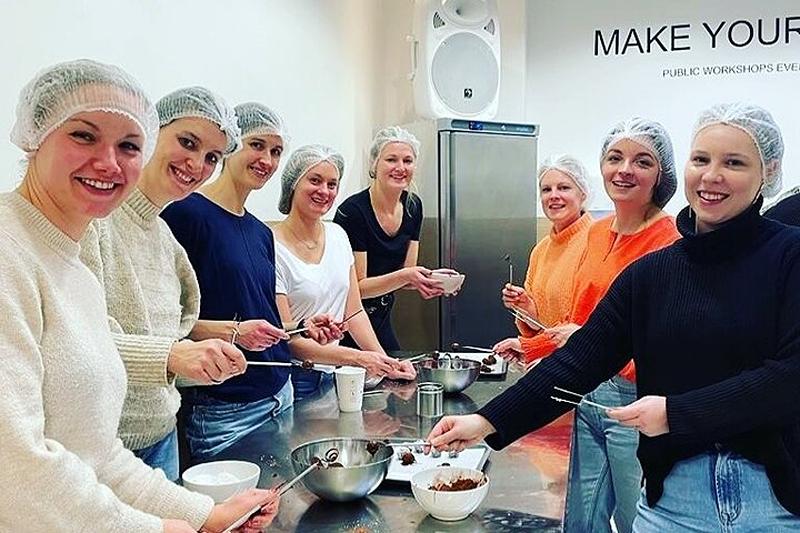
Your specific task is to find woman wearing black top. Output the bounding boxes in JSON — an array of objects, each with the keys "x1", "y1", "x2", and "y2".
[
  {"x1": 334, "y1": 126, "x2": 444, "y2": 350},
  {"x1": 428, "y1": 103, "x2": 800, "y2": 530}
]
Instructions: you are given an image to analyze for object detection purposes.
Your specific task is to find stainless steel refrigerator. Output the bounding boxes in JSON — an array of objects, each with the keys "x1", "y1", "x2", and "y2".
[{"x1": 393, "y1": 119, "x2": 539, "y2": 350}]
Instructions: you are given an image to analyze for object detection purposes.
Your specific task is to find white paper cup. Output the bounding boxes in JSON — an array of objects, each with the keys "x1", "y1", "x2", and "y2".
[{"x1": 335, "y1": 366, "x2": 366, "y2": 412}]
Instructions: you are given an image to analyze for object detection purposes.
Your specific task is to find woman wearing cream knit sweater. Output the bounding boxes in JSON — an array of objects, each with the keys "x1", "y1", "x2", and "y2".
[
  {"x1": 79, "y1": 86, "x2": 248, "y2": 480},
  {"x1": 0, "y1": 60, "x2": 276, "y2": 533}
]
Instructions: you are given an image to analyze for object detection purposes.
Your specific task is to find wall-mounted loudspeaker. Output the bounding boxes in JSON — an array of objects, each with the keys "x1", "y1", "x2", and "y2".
[{"x1": 410, "y1": 0, "x2": 500, "y2": 120}]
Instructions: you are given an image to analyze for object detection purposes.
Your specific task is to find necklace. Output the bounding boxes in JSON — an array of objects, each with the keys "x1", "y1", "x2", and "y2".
[{"x1": 287, "y1": 222, "x2": 323, "y2": 250}]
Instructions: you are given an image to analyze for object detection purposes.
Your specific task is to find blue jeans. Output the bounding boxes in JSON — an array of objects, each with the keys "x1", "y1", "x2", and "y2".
[
  {"x1": 134, "y1": 428, "x2": 178, "y2": 482},
  {"x1": 291, "y1": 369, "x2": 334, "y2": 402},
  {"x1": 634, "y1": 451, "x2": 800, "y2": 532},
  {"x1": 564, "y1": 376, "x2": 642, "y2": 533},
  {"x1": 183, "y1": 379, "x2": 293, "y2": 461}
]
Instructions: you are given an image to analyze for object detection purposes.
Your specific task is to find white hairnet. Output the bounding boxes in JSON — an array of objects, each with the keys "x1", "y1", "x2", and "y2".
[
  {"x1": 279, "y1": 144, "x2": 345, "y2": 215},
  {"x1": 156, "y1": 87, "x2": 240, "y2": 155},
  {"x1": 538, "y1": 154, "x2": 592, "y2": 207},
  {"x1": 692, "y1": 103, "x2": 784, "y2": 198},
  {"x1": 10, "y1": 58, "x2": 159, "y2": 162},
  {"x1": 368, "y1": 126, "x2": 420, "y2": 178},
  {"x1": 601, "y1": 117, "x2": 677, "y2": 208},
  {"x1": 235, "y1": 102, "x2": 289, "y2": 144}
]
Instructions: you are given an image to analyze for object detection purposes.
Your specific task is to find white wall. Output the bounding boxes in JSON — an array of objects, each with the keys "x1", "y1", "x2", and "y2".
[
  {"x1": 525, "y1": 0, "x2": 800, "y2": 213},
  {"x1": 0, "y1": 0, "x2": 382, "y2": 221}
]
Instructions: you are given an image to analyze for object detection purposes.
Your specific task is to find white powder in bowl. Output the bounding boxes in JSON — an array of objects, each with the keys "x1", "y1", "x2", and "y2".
[{"x1": 190, "y1": 472, "x2": 240, "y2": 485}]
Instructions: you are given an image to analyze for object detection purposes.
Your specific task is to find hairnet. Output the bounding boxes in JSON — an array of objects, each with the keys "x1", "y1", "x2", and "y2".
[
  {"x1": 538, "y1": 153, "x2": 593, "y2": 207},
  {"x1": 600, "y1": 117, "x2": 677, "y2": 208},
  {"x1": 235, "y1": 102, "x2": 289, "y2": 144},
  {"x1": 156, "y1": 86, "x2": 240, "y2": 155},
  {"x1": 279, "y1": 144, "x2": 345, "y2": 215},
  {"x1": 691, "y1": 103, "x2": 784, "y2": 198},
  {"x1": 10, "y1": 58, "x2": 159, "y2": 162},
  {"x1": 368, "y1": 126, "x2": 420, "y2": 178}
]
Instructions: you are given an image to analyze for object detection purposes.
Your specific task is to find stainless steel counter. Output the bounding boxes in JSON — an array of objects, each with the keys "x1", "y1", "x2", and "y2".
[{"x1": 209, "y1": 360, "x2": 569, "y2": 532}]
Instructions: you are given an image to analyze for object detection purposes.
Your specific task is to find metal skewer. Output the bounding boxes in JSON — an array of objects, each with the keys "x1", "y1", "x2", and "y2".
[
  {"x1": 551, "y1": 386, "x2": 617, "y2": 410},
  {"x1": 451, "y1": 342, "x2": 494, "y2": 353},
  {"x1": 508, "y1": 308, "x2": 547, "y2": 331},
  {"x1": 287, "y1": 308, "x2": 365, "y2": 336},
  {"x1": 221, "y1": 462, "x2": 322, "y2": 533}
]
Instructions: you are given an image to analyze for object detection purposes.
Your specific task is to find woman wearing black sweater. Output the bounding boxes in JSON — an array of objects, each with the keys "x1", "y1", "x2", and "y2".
[{"x1": 429, "y1": 103, "x2": 800, "y2": 531}]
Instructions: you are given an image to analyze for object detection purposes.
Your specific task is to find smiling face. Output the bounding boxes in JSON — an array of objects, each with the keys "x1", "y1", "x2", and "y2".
[
  {"x1": 139, "y1": 117, "x2": 226, "y2": 205},
  {"x1": 374, "y1": 142, "x2": 415, "y2": 191},
  {"x1": 685, "y1": 124, "x2": 763, "y2": 233},
  {"x1": 601, "y1": 138, "x2": 660, "y2": 209},
  {"x1": 539, "y1": 169, "x2": 585, "y2": 231},
  {"x1": 27, "y1": 110, "x2": 145, "y2": 234},
  {"x1": 290, "y1": 161, "x2": 340, "y2": 218},
  {"x1": 226, "y1": 134, "x2": 284, "y2": 192}
]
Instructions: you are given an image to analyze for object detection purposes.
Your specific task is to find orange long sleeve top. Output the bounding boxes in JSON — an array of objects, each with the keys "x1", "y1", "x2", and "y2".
[
  {"x1": 516, "y1": 213, "x2": 593, "y2": 342},
  {"x1": 522, "y1": 214, "x2": 680, "y2": 382}
]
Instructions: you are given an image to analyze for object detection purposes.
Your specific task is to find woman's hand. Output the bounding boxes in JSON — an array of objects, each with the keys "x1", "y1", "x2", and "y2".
[
  {"x1": 163, "y1": 519, "x2": 196, "y2": 533},
  {"x1": 501, "y1": 283, "x2": 536, "y2": 316},
  {"x1": 303, "y1": 314, "x2": 345, "y2": 345},
  {"x1": 544, "y1": 323, "x2": 581, "y2": 348},
  {"x1": 403, "y1": 266, "x2": 445, "y2": 299},
  {"x1": 357, "y1": 351, "x2": 398, "y2": 377},
  {"x1": 201, "y1": 488, "x2": 280, "y2": 533},
  {"x1": 387, "y1": 358, "x2": 416, "y2": 381},
  {"x1": 232, "y1": 497, "x2": 279, "y2": 533},
  {"x1": 236, "y1": 319, "x2": 290, "y2": 351},
  {"x1": 607, "y1": 396, "x2": 669, "y2": 437},
  {"x1": 492, "y1": 337, "x2": 524, "y2": 362},
  {"x1": 168, "y1": 339, "x2": 246, "y2": 384},
  {"x1": 427, "y1": 414, "x2": 496, "y2": 452}
]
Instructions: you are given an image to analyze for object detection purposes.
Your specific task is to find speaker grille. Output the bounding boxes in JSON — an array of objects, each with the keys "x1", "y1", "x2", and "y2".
[
  {"x1": 432, "y1": 11, "x2": 446, "y2": 29},
  {"x1": 483, "y1": 19, "x2": 496, "y2": 35},
  {"x1": 431, "y1": 32, "x2": 499, "y2": 115}
]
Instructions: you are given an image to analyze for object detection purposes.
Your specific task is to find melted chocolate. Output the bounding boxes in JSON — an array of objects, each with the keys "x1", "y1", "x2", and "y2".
[{"x1": 430, "y1": 477, "x2": 481, "y2": 491}]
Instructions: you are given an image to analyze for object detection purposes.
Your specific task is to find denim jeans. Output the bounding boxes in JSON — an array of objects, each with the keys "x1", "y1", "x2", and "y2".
[
  {"x1": 633, "y1": 451, "x2": 800, "y2": 532},
  {"x1": 291, "y1": 369, "x2": 334, "y2": 402},
  {"x1": 134, "y1": 428, "x2": 178, "y2": 482},
  {"x1": 182, "y1": 379, "x2": 294, "y2": 461},
  {"x1": 564, "y1": 376, "x2": 642, "y2": 533}
]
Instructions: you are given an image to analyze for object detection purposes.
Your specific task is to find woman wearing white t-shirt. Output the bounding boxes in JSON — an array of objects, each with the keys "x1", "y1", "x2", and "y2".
[{"x1": 274, "y1": 145, "x2": 417, "y2": 400}]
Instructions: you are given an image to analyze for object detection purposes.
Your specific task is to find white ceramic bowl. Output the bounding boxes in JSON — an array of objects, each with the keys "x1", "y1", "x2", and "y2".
[
  {"x1": 410, "y1": 467, "x2": 489, "y2": 521},
  {"x1": 182, "y1": 460, "x2": 260, "y2": 503},
  {"x1": 430, "y1": 270, "x2": 466, "y2": 295}
]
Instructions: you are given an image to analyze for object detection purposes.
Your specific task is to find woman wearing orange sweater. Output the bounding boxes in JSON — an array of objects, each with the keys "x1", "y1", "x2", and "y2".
[
  {"x1": 499, "y1": 118, "x2": 680, "y2": 533},
  {"x1": 493, "y1": 154, "x2": 593, "y2": 360}
]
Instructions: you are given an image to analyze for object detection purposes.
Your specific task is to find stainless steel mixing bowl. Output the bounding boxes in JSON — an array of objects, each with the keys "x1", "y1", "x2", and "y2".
[
  {"x1": 416, "y1": 356, "x2": 481, "y2": 393},
  {"x1": 290, "y1": 438, "x2": 394, "y2": 502}
]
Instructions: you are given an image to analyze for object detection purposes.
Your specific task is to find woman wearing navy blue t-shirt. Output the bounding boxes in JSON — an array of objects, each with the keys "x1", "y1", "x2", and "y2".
[
  {"x1": 162, "y1": 103, "x2": 338, "y2": 460},
  {"x1": 334, "y1": 127, "x2": 445, "y2": 350}
]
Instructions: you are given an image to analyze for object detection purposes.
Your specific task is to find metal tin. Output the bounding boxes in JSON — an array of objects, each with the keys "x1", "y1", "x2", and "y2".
[{"x1": 416, "y1": 382, "x2": 444, "y2": 418}]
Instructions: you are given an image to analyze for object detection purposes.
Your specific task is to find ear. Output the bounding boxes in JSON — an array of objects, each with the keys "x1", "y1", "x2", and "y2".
[{"x1": 764, "y1": 159, "x2": 780, "y2": 180}]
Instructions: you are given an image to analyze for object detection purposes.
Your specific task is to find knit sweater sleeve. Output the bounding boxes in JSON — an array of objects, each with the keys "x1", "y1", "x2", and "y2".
[
  {"x1": 79, "y1": 222, "x2": 173, "y2": 386},
  {"x1": 0, "y1": 253, "x2": 163, "y2": 533},
  {"x1": 95, "y1": 439, "x2": 213, "y2": 529},
  {"x1": 667, "y1": 245, "x2": 800, "y2": 446},
  {"x1": 165, "y1": 219, "x2": 201, "y2": 339},
  {"x1": 479, "y1": 266, "x2": 635, "y2": 449}
]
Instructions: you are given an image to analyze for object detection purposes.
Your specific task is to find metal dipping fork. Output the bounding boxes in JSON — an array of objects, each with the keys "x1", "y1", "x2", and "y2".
[{"x1": 550, "y1": 386, "x2": 618, "y2": 411}]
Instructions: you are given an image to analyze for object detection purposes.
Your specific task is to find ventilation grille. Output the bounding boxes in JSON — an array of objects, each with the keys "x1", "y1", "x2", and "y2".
[
  {"x1": 432, "y1": 11, "x2": 446, "y2": 29},
  {"x1": 483, "y1": 19, "x2": 496, "y2": 35}
]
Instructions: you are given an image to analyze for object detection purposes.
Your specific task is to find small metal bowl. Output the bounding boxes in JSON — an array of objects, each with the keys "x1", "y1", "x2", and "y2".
[
  {"x1": 416, "y1": 356, "x2": 481, "y2": 394},
  {"x1": 290, "y1": 438, "x2": 394, "y2": 502}
]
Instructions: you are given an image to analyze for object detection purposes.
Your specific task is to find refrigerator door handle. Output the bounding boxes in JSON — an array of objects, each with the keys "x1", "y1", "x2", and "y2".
[{"x1": 439, "y1": 133, "x2": 454, "y2": 270}]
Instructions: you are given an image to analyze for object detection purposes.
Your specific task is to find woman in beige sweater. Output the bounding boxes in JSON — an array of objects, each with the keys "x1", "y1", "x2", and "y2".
[
  {"x1": 0, "y1": 60, "x2": 276, "y2": 533},
  {"x1": 79, "y1": 86, "x2": 247, "y2": 480}
]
